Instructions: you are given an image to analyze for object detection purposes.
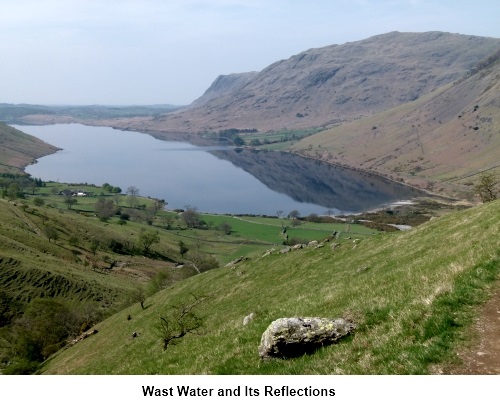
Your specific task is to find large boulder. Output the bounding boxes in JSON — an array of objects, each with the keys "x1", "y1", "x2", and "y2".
[{"x1": 258, "y1": 317, "x2": 355, "y2": 359}]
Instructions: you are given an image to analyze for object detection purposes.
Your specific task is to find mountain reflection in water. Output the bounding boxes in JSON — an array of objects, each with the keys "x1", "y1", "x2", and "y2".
[{"x1": 210, "y1": 148, "x2": 425, "y2": 213}]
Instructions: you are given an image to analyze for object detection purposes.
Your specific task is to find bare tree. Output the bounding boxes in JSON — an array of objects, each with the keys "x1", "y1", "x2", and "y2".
[
  {"x1": 150, "y1": 199, "x2": 167, "y2": 216},
  {"x1": 181, "y1": 206, "x2": 204, "y2": 229},
  {"x1": 157, "y1": 294, "x2": 206, "y2": 350},
  {"x1": 126, "y1": 186, "x2": 140, "y2": 208},
  {"x1": 131, "y1": 286, "x2": 147, "y2": 310},
  {"x1": 126, "y1": 185, "x2": 140, "y2": 196},
  {"x1": 94, "y1": 197, "x2": 115, "y2": 221}
]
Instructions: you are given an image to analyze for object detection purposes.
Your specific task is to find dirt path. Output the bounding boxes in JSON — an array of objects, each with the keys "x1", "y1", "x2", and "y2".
[{"x1": 439, "y1": 282, "x2": 500, "y2": 374}]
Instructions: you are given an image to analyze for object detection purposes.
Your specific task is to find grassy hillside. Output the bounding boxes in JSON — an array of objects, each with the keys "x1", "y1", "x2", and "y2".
[
  {"x1": 0, "y1": 122, "x2": 59, "y2": 174},
  {"x1": 39, "y1": 199, "x2": 500, "y2": 374},
  {"x1": 0, "y1": 179, "x2": 377, "y2": 304},
  {"x1": 0, "y1": 180, "x2": 381, "y2": 373}
]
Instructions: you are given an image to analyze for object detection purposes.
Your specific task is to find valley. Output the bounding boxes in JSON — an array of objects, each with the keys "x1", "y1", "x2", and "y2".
[{"x1": 0, "y1": 30, "x2": 499, "y2": 376}]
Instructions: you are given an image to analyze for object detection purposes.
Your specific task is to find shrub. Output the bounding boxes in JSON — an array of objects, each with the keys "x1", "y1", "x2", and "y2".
[{"x1": 33, "y1": 197, "x2": 45, "y2": 207}]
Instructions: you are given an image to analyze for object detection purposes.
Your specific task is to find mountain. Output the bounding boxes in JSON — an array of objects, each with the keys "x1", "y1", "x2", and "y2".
[
  {"x1": 120, "y1": 31, "x2": 500, "y2": 134},
  {"x1": 290, "y1": 49, "x2": 500, "y2": 197}
]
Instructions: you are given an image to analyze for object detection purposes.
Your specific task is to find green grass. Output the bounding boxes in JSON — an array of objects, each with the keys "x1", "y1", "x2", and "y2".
[{"x1": 38, "y1": 199, "x2": 500, "y2": 374}]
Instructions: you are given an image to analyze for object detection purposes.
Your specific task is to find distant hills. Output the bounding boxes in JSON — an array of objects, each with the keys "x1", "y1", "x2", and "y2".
[{"x1": 0, "y1": 104, "x2": 182, "y2": 126}]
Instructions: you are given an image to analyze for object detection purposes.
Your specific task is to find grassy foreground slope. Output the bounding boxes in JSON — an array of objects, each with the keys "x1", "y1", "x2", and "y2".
[{"x1": 41, "y1": 200, "x2": 500, "y2": 374}]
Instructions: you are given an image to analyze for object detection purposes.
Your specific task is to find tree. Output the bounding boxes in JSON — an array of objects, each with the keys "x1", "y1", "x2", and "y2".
[
  {"x1": 218, "y1": 222, "x2": 232, "y2": 235},
  {"x1": 137, "y1": 229, "x2": 160, "y2": 254},
  {"x1": 44, "y1": 225, "x2": 58, "y2": 243},
  {"x1": 7, "y1": 298, "x2": 101, "y2": 369},
  {"x1": 474, "y1": 173, "x2": 498, "y2": 203},
  {"x1": 126, "y1": 185, "x2": 140, "y2": 196},
  {"x1": 150, "y1": 199, "x2": 167, "y2": 216},
  {"x1": 233, "y1": 136, "x2": 245, "y2": 146},
  {"x1": 178, "y1": 240, "x2": 189, "y2": 257},
  {"x1": 94, "y1": 197, "x2": 115, "y2": 221},
  {"x1": 33, "y1": 197, "x2": 45, "y2": 207},
  {"x1": 160, "y1": 214, "x2": 175, "y2": 229},
  {"x1": 288, "y1": 209, "x2": 300, "y2": 219},
  {"x1": 10, "y1": 298, "x2": 77, "y2": 362},
  {"x1": 130, "y1": 286, "x2": 147, "y2": 310},
  {"x1": 147, "y1": 270, "x2": 171, "y2": 295},
  {"x1": 126, "y1": 185, "x2": 140, "y2": 208},
  {"x1": 102, "y1": 183, "x2": 112, "y2": 193},
  {"x1": 156, "y1": 294, "x2": 206, "y2": 350},
  {"x1": 6, "y1": 183, "x2": 21, "y2": 201},
  {"x1": 63, "y1": 195, "x2": 77, "y2": 210},
  {"x1": 186, "y1": 252, "x2": 219, "y2": 273},
  {"x1": 307, "y1": 213, "x2": 320, "y2": 223},
  {"x1": 181, "y1": 206, "x2": 203, "y2": 229}
]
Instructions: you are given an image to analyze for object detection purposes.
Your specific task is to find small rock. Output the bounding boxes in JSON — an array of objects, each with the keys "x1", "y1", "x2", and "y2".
[{"x1": 243, "y1": 313, "x2": 255, "y2": 326}]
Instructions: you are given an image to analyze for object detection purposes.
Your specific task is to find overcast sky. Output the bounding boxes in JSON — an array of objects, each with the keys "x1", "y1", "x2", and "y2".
[{"x1": 1, "y1": 0, "x2": 499, "y2": 106}]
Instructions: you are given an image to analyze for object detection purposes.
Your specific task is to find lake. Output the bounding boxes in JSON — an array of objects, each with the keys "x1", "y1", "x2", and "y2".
[{"x1": 18, "y1": 124, "x2": 423, "y2": 215}]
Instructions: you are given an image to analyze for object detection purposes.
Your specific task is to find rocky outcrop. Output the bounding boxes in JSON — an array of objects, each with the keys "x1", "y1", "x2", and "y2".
[
  {"x1": 190, "y1": 72, "x2": 258, "y2": 108},
  {"x1": 67, "y1": 329, "x2": 98, "y2": 348},
  {"x1": 258, "y1": 317, "x2": 355, "y2": 359},
  {"x1": 225, "y1": 256, "x2": 248, "y2": 267}
]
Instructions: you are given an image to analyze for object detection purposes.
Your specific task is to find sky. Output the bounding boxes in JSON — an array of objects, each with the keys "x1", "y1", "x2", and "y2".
[{"x1": 1, "y1": 0, "x2": 499, "y2": 106}]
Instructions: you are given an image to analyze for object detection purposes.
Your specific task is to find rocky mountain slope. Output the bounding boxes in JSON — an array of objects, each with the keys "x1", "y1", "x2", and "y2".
[
  {"x1": 290, "y1": 49, "x2": 500, "y2": 197},
  {"x1": 120, "y1": 31, "x2": 500, "y2": 134}
]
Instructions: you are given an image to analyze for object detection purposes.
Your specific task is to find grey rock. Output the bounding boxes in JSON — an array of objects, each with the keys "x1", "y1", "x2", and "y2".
[
  {"x1": 225, "y1": 256, "x2": 247, "y2": 267},
  {"x1": 243, "y1": 312, "x2": 255, "y2": 326},
  {"x1": 258, "y1": 317, "x2": 355, "y2": 359}
]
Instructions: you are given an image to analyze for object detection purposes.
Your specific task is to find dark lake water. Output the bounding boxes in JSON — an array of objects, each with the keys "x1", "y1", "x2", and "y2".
[{"x1": 19, "y1": 124, "x2": 423, "y2": 215}]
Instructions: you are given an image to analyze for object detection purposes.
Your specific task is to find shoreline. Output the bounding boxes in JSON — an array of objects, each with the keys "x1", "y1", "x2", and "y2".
[{"x1": 13, "y1": 121, "x2": 472, "y2": 216}]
